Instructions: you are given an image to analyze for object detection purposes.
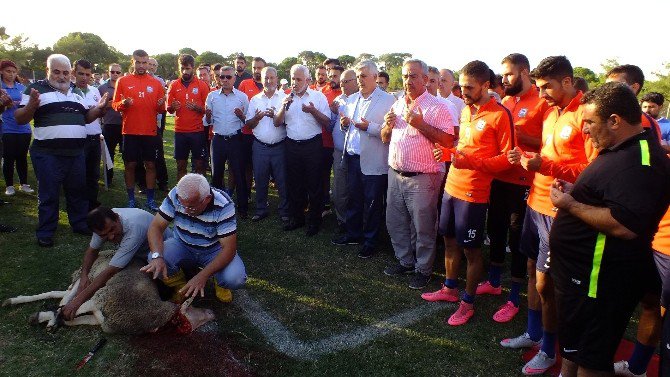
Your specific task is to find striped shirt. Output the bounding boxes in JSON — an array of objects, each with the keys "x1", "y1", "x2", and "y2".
[
  {"x1": 388, "y1": 91, "x2": 456, "y2": 173},
  {"x1": 19, "y1": 80, "x2": 87, "y2": 156},
  {"x1": 158, "y1": 187, "x2": 237, "y2": 249}
]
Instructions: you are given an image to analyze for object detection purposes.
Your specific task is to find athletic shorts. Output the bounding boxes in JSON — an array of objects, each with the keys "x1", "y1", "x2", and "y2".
[
  {"x1": 122, "y1": 134, "x2": 159, "y2": 163},
  {"x1": 438, "y1": 192, "x2": 488, "y2": 248},
  {"x1": 174, "y1": 131, "x2": 207, "y2": 161},
  {"x1": 654, "y1": 251, "x2": 670, "y2": 307},
  {"x1": 519, "y1": 206, "x2": 553, "y2": 272},
  {"x1": 556, "y1": 263, "x2": 649, "y2": 372}
]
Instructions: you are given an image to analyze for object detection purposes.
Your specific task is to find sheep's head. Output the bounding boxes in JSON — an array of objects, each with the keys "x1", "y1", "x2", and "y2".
[{"x1": 154, "y1": 297, "x2": 215, "y2": 334}]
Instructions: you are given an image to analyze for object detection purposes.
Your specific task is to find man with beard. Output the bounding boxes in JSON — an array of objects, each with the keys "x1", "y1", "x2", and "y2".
[
  {"x1": 72, "y1": 59, "x2": 104, "y2": 211},
  {"x1": 501, "y1": 56, "x2": 596, "y2": 376},
  {"x1": 377, "y1": 72, "x2": 390, "y2": 92},
  {"x1": 238, "y1": 58, "x2": 266, "y2": 100},
  {"x1": 332, "y1": 61, "x2": 395, "y2": 259},
  {"x1": 167, "y1": 54, "x2": 211, "y2": 180},
  {"x1": 422, "y1": 61, "x2": 513, "y2": 326},
  {"x1": 112, "y1": 49, "x2": 166, "y2": 211},
  {"x1": 273, "y1": 64, "x2": 330, "y2": 236},
  {"x1": 245, "y1": 67, "x2": 288, "y2": 223},
  {"x1": 329, "y1": 69, "x2": 359, "y2": 235},
  {"x1": 380, "y1": 59, "x2": 456, "y2": 289},
  {"x1": 311, "y1": 65, "x2": 330, "y2": 92},
  {"x1": 14, "y1": 54, "x2": 108, "y2": 247},
  {"x1": 474, "y1": 53, "x2": 548, "y2": 324},
  {"x1": 550, "y1": 82, "x2": 670, "y2": 377},
  {"x1": 98, "y1": 64, "x2": 124, "y2": 185},
  {"x1": 234, "y1": 55, "x2": 252, "y2": 89}
]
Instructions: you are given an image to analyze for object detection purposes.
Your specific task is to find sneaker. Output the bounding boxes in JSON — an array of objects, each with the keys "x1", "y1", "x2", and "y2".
[
  {"x1": 613, "y1": 360, "x2": 647, "y2": 377},
  {"x1": 447, "y1": 301, "x2": 474, "y2": 326},
  {"x1": 128, "y1": 199, "x2": 136, "y2": 208},
  {"x1": 421, "y1": 285, "x2": 459, "y2": 302},
  {"x1": 522, "y1": 350, "x2": 556, "y2": 375},
  {"x1": 383, "y1": 263, "x2": 414, "y2": 276},
  {"x1": 493, "y1": 301, "x2": 520, "y2": 323},
  {"x1": 408, "y1": 272, "x2": 431, "y2": 290},
  {"x1": 357, "y1": 245, "x2": 374, "y2": 259},
  {"x1": 475, "y1": 281, "x2": 502, "y2": 295},
  {"x1": 500, "y1": 332, "x2": 542, "y2": 349},
  {"x1": 5, "y1": 186, "x2": 15, "y2": 196},
  {"x1": 331, "y1": 235, "x2": 362, "y2": 246},
  {"x1": 145, "y1": 200, "x2": 159, "y2": 212},
  {"x1": 19, "y1": 184, "x2": 34, "y2": 194}
]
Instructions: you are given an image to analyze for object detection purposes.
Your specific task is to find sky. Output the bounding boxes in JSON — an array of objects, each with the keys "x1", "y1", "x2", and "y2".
[{"x1": 4, "y1": 0, "x2": 669, "y2": 79}]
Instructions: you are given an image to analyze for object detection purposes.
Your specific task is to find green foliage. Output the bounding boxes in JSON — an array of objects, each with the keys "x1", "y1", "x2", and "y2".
[
  {"x1": 643, "y1": 62, "x2": 670, "y2": 115},
  {"x1": 355, "y1": 53, "x2": 377, "y2": 65},
  {"x1": 195, "y1": 51, "x2": 225, "y2": 67},
  {"x1": 336, "y1": 54, "x2": 355, "y2": 69},
  {"x1": 153, "y1": 53, "x2": 179, "y2": 80},
  {"x1": 297, "y1": 51, "x2": 327, "y2": 73},
  {"x1": 378, "y1": 52, "x2": 412, "y2": 71},
  {"x1": 387, "y1": 65, "x2": 403, "y2": 91},
  {"x1": 573, "y1": 66, "x2": 599, "y2": 89},
  {"x1": 52, "y1": 32, "x2": 119, "y2": 68},
  {"x1": 277, "y1": 56, "x2": 298, "y2": 81},
  {"x1": 178, "y1": 47, "x2": 198, "y2": 58}
]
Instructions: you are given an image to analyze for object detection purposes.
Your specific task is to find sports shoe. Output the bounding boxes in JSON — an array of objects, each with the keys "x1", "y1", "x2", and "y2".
[
  {"x1": 475, "y1": 281, "x2": 502, "y2": 295},
  {"x1": 5, "y1": 186, "x2": 15, "y2": 196},
  {"x1": 421, "y1": 285, "x2": 459, "y2": 302},
  {"x1": 500, "y1": 332, "x2": 542, "y2": 349},
  {"x1": 493, "y1": 301, "x2": 520, "y2": 323},
  {"x1": 331, "y1": 235, "x2": 362, "y2": 246},
  {"x1": 383, "y1": 263, "x2": 414, "y2": 276},
  {"x1": 522, "y1": 350, "x2": 555, "y2": 375},
  {"x1": 357, "y1": 245, "x2": 375, "y2": 259},
  {"x1": 145, "y1": 200, "x2": 159, "y2": 212},
  {"x1": 408, "y1": 272, "x2": 431, "y2": 290},
  {"x1": 447, "y1": 301, "x2": 474, "y2": 326},
  {"x1": 128, "y1": 199, "x2": 136, "y2": 208},
  {"x1": 613, "y1": 360, "x2": 647, "y2": 377},
  {"x1": 19, "y1": 184, "x2": 34, "y2": 194}
]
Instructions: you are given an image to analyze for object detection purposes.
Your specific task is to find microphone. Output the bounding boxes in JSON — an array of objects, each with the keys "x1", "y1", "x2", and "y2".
[{"x1": 285, "y1": 92, "x2": 294, "y2": 111}]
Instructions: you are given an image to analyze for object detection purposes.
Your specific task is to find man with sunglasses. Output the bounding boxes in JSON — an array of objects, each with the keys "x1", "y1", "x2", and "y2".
[
  {"x1": 206, "y1": 66, "x2": 249, "y2": 218},
  {"x1": 142, "y1": 173, "x2": 247, "y2": 303},
  {"x1": 98, "y1": 63, "x2": 124, "y2": 185}
]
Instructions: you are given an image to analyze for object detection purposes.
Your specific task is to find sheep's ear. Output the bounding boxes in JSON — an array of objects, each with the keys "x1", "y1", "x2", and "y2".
[{"x1": 180, "y1": 296, "x2": 195, "y2": 314}]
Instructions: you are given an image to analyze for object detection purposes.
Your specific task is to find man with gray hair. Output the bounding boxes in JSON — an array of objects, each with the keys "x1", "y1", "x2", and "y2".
[
  {"x1": 15, "y1": 54, "x2": 109, "y2": 247},
  {"x1": 245, "y1": 66, "x2": 289, "y2": 223},
  {"x1": 274, "y1": 64, "x2": 330, "y2": 236},
  {"x1": 439, "y1": 68, "x2": 466, "y2": 119},
  {"x1": 332, "y1": 61, "x2": 395, "y2": 259},
  {"x1": 142, "y1": 173, "x2": 247, "y2": 303},
  {"x1": 380, "y1": 59, "x2": 457, "y2": 289}
]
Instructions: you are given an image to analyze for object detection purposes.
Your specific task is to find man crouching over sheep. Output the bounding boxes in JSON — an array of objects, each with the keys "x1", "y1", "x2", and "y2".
[
  {"x1": 62, "y1": 206, "x2": 161, "y2": 320},
  {"x1": 141, "y1": 173, "x2": 247, "y2": 302}
]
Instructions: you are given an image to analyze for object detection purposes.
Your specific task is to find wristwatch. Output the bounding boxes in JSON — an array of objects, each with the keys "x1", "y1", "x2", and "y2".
[{"x1": 150, "y1": 252, "x2": 163, "y2": 260}]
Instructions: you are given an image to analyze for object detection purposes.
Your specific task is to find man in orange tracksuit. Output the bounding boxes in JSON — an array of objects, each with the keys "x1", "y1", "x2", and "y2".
[
  {"x1": 112, "y1": 49, "x2": 166, "y2": 211},
  {"x1": 477, "y1": 53, "x2": 549, "y2": 324},
  {"x1": 500, "y1": 56, "x2": 597, "y2": 376},
  {"x1": 166, "y1": 54, "x2": 211, "y2": 180},
  {"x1": 422, "y1": 60, "x2": 513, "y2": 327}
]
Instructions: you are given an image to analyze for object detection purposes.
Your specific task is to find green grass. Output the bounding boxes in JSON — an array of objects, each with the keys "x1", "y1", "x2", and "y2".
[{"x1": 0, "y1": 118, "x2": 641, "y2": 376}]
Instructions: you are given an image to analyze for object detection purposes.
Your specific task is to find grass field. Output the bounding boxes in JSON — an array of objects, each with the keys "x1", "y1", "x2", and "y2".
[{"x1": 0, "y1": 118, "x2": 641, "y2": 377}]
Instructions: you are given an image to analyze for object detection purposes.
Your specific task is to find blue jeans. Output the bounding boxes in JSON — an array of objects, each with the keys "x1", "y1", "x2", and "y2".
[
  {"x1": 345, "y1": 154, "x2": 387, "y2": 247},
  {"x1": 158, "y1": 236, "x2": 247, "y2": 289},
  {"x1": 30, "y1": 148, "x2": 88, "y2": 239}
]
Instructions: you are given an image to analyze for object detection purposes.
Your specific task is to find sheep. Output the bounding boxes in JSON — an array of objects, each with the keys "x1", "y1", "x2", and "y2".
[{"x1": 3, "y1": 250, "x2": 214, "y2": 334}]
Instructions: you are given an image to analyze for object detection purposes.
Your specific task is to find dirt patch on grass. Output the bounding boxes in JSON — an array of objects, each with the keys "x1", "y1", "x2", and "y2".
[{"x1": 130, "y1": 331, "x2": 256, "y2": 377}]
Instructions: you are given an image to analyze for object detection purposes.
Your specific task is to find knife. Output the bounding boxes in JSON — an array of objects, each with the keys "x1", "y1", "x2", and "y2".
[{"x1": 75, "y1": 337, "x2": 107, "y2": 370}]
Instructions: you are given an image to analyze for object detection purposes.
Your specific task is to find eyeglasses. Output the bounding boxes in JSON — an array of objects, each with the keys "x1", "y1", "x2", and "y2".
[
  {"x1": 110, "y1": 70, "x2": 122, "y2": 74},
  {"x1": 177, "y1": 195, "x2": 206, "y2": 212},
  {"x1": 220, "y1": 75, "x2": 234, "y2": 80},
  {"x1": 342, "y1": 78, "x2": 356, "y2": 84}
]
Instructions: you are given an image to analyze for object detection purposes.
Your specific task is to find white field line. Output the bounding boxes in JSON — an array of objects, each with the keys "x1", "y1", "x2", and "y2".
[{"x1": 235, "y1": 290, "x2": 453, "y2": 360}]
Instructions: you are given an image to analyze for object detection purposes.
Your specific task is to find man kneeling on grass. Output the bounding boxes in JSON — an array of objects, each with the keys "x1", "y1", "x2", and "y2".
[
  {"x1": 141, "y1": 173, "x2": 247, "y2": 302},
  {"x1": 62, "y1": 206, "x2": 164, "y2": 320}
]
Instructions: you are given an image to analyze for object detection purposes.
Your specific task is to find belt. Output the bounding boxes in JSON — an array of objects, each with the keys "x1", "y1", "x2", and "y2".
[
  {"x1": 287, "y1": 135, "x2": 320, "y2": 144},
  {"x1": 214, "y1": 131, "x2": 241, "y2": 140},
  {"x1": 254, "y1": 137, "x2": 284, "y2": 148},
  {"x1": 392, "y1": 168, "x2": 421, "y2": 177},
  {"x1": 86, "y1": 134, "x2": 102, "y2": 140}
]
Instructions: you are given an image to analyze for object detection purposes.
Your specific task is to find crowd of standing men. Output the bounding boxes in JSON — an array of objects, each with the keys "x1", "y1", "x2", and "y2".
[{"x1": 2, "y1": 49, "x2": 670, "y2": 377}]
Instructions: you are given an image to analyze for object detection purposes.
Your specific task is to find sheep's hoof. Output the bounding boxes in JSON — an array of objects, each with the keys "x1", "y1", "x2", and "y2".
[
  {"x1": 28, "y1": 313, "x2": 40, "y2": 325},
  {"x1": 1, "y1": 299, "x2": 11, "y2": 307}
]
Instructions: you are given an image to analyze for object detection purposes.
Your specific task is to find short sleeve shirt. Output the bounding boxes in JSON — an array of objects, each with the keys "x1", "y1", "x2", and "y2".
[{"x1": 89, "y1": 208, "x2": 155, "y2": 268}]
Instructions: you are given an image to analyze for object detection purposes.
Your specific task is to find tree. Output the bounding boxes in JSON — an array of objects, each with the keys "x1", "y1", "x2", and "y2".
[
  {"x1": 0, "y1": 27, "x2": 33, "y2": 67},
  {"x1": 354, "y1": 53, "x2": 377, "y2": 65},
  {"x1": 378, "y1": 52, "x2": 412, "y2": 71},
  {"x1": 387, "y1": 66, "x2": 403, "y2": 91},
  {"x1": 178, "y1": 48, "x2": 198, "y2": 58},
  {"x1": 154, "y1": 53, "x2": 179, "y2": 80},
  {"x1": 644, "y1": 62, "x2": 670, "y2": 116},
  {"x1": 52, "y1": 32, "x2": 119, "y2": 67},
  {"x1": 336, "y1": 55, "x2": 355, "y2": 69},
  {"x1": 277, "y1": 56, "x2": 298, "y2": 81},
  {"x1": 573, "y1": 67, "x2": 599, "y2": 89},
  {"x1": 297, "y1": 51, "x2": 327, "y2": 73},
  {"x1": 195, "y1": 51, "x2": 225, "y2": 67}
]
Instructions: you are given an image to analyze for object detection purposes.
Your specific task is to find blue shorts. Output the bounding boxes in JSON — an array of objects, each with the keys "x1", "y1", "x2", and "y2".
[
  {"x1": 519, "y1": 205, "x2": 554, "y2": 272},
  {"x1": 438, "y1": 192, "x2": 488, "y2": 248},
  {"x1": 174, "y1": 131, "x2": 207, "y2": 161},
  {"x1": 153, "y1": 235, "x2": 247, "y2": 289}
]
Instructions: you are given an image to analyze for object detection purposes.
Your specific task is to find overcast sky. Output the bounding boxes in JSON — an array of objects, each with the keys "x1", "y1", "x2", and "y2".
[{"x1": 4, "y1": 0, "x2": 669, "y2": 79}]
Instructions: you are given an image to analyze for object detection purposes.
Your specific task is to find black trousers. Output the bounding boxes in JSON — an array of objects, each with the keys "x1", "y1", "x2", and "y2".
[
  {"x1": 487, "y1": 179, "x2": 529, "y2": 279},
  {"x1": 211, "y1": 133, "x2": 248, "y2": 214},
  {"x1": 286, "y1": 135, "x2": 323, "y2": 227},
  {"x1": 135, "y1": 127, "x2": 168, "y2": 188},
  {"x1": 2, "y1": 133, "x2": 30, "y2": 186}
]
